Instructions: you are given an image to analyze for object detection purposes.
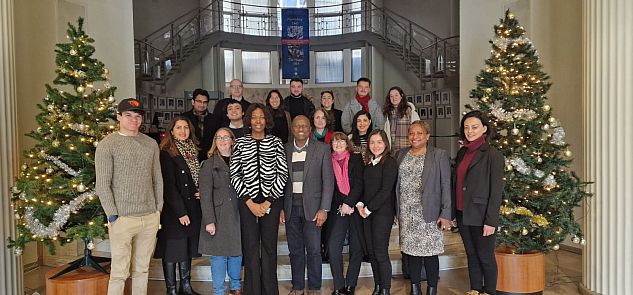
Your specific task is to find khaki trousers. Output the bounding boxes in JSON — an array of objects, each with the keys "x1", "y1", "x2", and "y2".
[{"x1": 107, "y1": 211, "x2": 160, "y2": 295}]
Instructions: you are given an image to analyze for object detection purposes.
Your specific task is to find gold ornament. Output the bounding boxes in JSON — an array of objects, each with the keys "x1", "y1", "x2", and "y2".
[
  {"x1": 580, "y1": 239, "x2": 586, "y2": 246},
  {"x1": 537, "y1": 157, "x2": 542, "y2": 163},
  {"x1": 572, "y1": 236, "x2": 580, "y2": 244},
  {"x1": 548, "y1": 117, "x2": 556, "y2": 124},
  {"x1": 93, "y1": 141, "x2": 99, "y2": 147},
  {"x1": 521, "y1": 228, "x2": 528, "y2": 235},
  {"x1": 543, "y1": 104, "x2": 551, "y2": 112},
  {"x1": 564, "y1": 150, "x2": 572, "y2": 157},
  {"x1": 69, "y1": 49, "x2": 77, "y2": 56},
  {"x1": 76, "y1": 86, "x2": 85, "y2": 93},
  {"x1": 552, "y1": 244, "x2": 560, "y2": 251},
  {"x1": 108, "y1": 96, "x2": 115, "y2": 103},
  {"x1": 505, "y1": 164, "x2": 513, "y2": 171},
  {"x1": 511, "y1": 128, "x2": 520, "y2": 135},
  {"x1": 21, "y1": 164, "x2": 27, "y2": 171},
  {"x1": 52, "y1": 140, "x2": 60, "y2": 147}
]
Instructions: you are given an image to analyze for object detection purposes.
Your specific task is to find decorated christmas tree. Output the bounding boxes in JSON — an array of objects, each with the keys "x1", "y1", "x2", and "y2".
[
  {"x1": 8, "y1": 18, "x2": 117, "y2": 255},
  {"x1": 466, "y1": 10, "x2": 591, "y2": 253}
]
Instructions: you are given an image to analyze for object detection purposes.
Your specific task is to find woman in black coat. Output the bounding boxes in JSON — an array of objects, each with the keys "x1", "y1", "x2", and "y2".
[
  {"x1": 156, "y1": 116, "x2": 202, "y2": 295},
  {"x1": 452, "y1": 111, "x2": 504, "y2": 295},
  {"x1": 327, "y1": 132, "x2": 365, "y2": 295},
  {"x1": 321, "y1": 90, "x2": 343, "y2": 132},
  {"x1": 356, "y1": 129, "x2": 398, "y2": 295}
]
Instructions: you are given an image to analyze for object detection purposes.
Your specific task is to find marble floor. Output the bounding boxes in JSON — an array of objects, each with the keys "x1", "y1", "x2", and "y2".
[{"x1": 24, "y1": 250, "x2": 582, "y2": 294}]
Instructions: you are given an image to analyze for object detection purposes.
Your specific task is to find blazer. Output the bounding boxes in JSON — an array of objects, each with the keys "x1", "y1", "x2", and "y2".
[
  {"x1": 198, "y1": 155, "x2": 241, "y2": 256},
  {"x1": 395, "y1": 146, "x2": 451, "y2": 223},
  {"x1": 361, "y1": 156, "x2": 397, "y2": 216},
  {"x1": 284, "y1": 140, "x2": 335, "y2": 221},
  {"x1": 451, "y1": 142, "x2": 505, "y2": 227},
  {"x1": 157, "y1": 150, "x2": 202, "y2": 240},
  {"x1": 331, "y1": 153, "x2": 364, "y2": 209}
]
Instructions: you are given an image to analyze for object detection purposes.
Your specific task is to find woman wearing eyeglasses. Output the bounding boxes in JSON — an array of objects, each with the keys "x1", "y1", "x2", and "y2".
[
  {"x1": 199, "y1": 128, "x2": 242, "y2": 295},
  {"x1": 327, "y1": 132, "x2": 365, "y2": 295}
]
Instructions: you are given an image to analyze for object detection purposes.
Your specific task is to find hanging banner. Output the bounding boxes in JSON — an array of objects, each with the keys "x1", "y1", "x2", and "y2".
[{"x1": 281, "y1": 8, "x2": 310, "y2": 79}]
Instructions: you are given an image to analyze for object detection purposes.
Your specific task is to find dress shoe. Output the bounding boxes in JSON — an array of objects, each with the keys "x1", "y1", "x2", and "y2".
[
  {"x1": 426, "y1": 285, "x2": 437, "y2": 295},
  {"x1": 371, "y1": 284, "x2": 381, "y2": 295},
  {"x1": 332, "y1": 288, "x2": 346, "y2": 295},
  {"x1": 410, "y1": 283, "x2": 421, "y2": 295},
  {"x1": 380, "y1": 288, "x2": 390, "y2": 295},
  {"x1": 344, "y1": 286, "x2": 355, "y2": 294}
]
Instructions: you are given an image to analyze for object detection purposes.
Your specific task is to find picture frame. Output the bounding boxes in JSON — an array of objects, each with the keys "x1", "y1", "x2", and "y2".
[
  {"x1": 434, "y1": 91, "x2": 441, "y2": 104},
  {"x1": 427, "y1": 106, "x2": 434, "y2": 119},
  {"x1": 423, "y1": 93, "x2": 432, "y2": 106},
  {"x1": 419, "y1": 107, "x2": 428, "y2": 120},
  {"x1": 441, "y1": 91, "x2": 451, "y2": 105},
  {"x1": 177, "y1": 98, "x2": 185, "y2": 110},
  {"x1": 151, "y1": 95, "x2": 158, "y2": 110},
  {"x1": 158, "y1": 97, "x2": 166, "y2": 110},
  {"x1": 163, "y1": 111, "x2": 172, "y2": 122},
  {"x1": 444, "y1": 106, "x2": 453, "y2": 118},
  {"x1": 436, "y1": 106, "x2": 445, "y2": 119},
  {"x1": 415, "y1": 95, "x2": 423, "y2": 104},
  {"x1": 167, "y1": 98, "x2": 175, "y2": 109},
  {"x1": 407, "y1": 95, "x2": 414, "y2": 103}
]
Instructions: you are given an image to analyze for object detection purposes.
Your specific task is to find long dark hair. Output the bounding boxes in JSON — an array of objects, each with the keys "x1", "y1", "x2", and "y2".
[
  {"x1": 459, "y1": 110, "x2": 495, "y2": 141},
  {"x1": 365, "y1": 129, "x2": 391, "y2": 164},
  {"x1": 265, "y1": 89, "x2": 286, "y2": 118},
  {"x1": 382, "y1": 86, "x2": 411, "y2": 119},
  {"x1": 243, "y1": 103, "x2": 274, "y2": 134},
  {"x1": 351, "y1": 110, "x2": 373, "y2": 144},
  {"x1": 159, "y1": 116, "x2": 199, "y2": 156},
  {"x1": 311, "y1": 108, "x2": 334, "y2": 130}
]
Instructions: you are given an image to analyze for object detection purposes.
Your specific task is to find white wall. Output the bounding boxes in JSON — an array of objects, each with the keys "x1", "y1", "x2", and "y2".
[
  {"x1": 460, "y1": 0, "x2": 583, "y2": 248},
  {"x1": 133, "y1": 0, "x2": 200, "y2": 38}
]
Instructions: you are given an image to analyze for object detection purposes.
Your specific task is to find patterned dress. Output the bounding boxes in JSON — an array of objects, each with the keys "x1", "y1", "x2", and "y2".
[{"x1": 398, "y1": 152, "x2": 444, "y2": 257}]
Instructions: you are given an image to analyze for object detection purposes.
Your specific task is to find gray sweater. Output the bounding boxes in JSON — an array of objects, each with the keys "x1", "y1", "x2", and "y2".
[{"x1": 95, "y1": 132, "x2": 163, "y2": 217}]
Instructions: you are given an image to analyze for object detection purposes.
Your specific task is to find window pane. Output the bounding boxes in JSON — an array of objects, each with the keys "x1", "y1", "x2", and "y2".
[
  {"x1": 224, "y1": 50, "x2": 234, "y2": 83},
  {"x1": 280, "y1": 0, "x2": 306, "y2": 8},
  {"x1": 316, "y1": 51, "x2": 343, "y2": 83},
  {"x1": 315, "y1": 0, "x2": 342, "y2": 14},
  {"x1": 352, "y1": 48, "x2": 361, "y2": 82},
  {"x1": 314, "y1": 16, "x2": 342, "y2": 36},
  {"x1": 242, "y1": 51, "x2": 271, "y2": 83}
]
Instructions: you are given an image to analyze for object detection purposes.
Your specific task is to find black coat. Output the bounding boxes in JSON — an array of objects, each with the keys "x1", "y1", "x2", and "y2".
[
  {"x1": 361, "y1": 156, "x2": 397, "y2": 216},
  {"x1": 157, "y1": 150, "x2": 202, "y2": 240},
  {"x1": 181, "y1": 110, "x2": 218, "y2": 161},
  {"x1": 213, "y1": 97, "x2": 251, "y2": 127},
  {"x1": 329, "y1": 108, "x2": 343, "y2": 132},
  {"x1": 331, "y1": 153, "x2": 364, "y2": 209},
  {"x1": 451, "y1": 142, "x2": 504, "y2": 227}
]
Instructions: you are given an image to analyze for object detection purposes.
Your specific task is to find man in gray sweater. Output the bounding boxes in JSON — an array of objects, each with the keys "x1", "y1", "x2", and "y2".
[{"x1": 96, "y1": 98, "x2": 163, "y2": 295}]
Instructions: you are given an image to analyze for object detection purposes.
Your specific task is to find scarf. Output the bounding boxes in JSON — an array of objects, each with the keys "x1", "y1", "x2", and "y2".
[
  {"x1": 332, "y1": 150, "x2": 351, "y2": 195},
  {"x1": 174, "y1": 138, "x2": 200, "y2": 187},
  {"x1": 355, "y1": 94, "x2": 371, "y2": 112},
  {"x1": 193, "y1": 109, "x2": 208, "y2": 135},
  {"x1": 312, "y1": 128, "x2": 327, "y2": 142},
  {"x1": 456, "y1": 135, "x2": 486, "y2": 211}
]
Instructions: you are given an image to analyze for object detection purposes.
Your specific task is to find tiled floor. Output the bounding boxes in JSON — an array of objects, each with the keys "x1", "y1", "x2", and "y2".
[{"x1": 25, "y1": 250, "x2": 582, "y2": 294}]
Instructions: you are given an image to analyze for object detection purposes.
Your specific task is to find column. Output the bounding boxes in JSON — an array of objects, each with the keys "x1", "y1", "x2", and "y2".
[
  {"x1": 0, "y1": 0, "x2": 24, "y2": 294},
  {"x1": 583, "y1": 0, "x2": 633, "y2": 294}
]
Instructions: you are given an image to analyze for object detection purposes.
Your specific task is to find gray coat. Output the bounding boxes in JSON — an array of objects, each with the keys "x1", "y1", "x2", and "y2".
[
  {"x1": 396, "y1": 146, "x2": 452, "y2": 223},
  {"x1": 198, "y1": 155, "x2": 241, "y2": 256},
  {"x1": 283, "y1": 140, "x2": 335, "y2": 221}
]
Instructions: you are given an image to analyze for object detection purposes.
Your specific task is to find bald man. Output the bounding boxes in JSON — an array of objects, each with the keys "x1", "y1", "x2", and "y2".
[{"x1": 213, "y1": 79, "x2": 251, "y2": 126}]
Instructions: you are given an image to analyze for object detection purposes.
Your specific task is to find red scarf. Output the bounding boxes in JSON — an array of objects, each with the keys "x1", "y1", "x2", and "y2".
[
  {"x1": 332, "y1": 151, "x2": 351, "y2": 195},
  {"x1": 456, "y1": 135, "x2": 486, "y2": 211},
  {"x1": 355, "y1": 94, "x2": 371, "y2": 112}
]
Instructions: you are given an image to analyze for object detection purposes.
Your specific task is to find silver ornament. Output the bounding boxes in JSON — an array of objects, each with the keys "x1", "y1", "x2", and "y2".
[
  {"x1": 87, "y1": 241, "x2": 95, "y2": 250},
  {"x1": 46, "y1": 168, "x2": 54, "y2": 174},
  {"x1": 14, "y1": 248, "x2": 22, "y2": 256},
  {"x1": 521, "y1": 228, "x2": 528, "y2": 235},
  {"x1": 108, "y1": 96, "x2": 115, "y2": 103},
  {"x1": 564, "y1": 150, "x2": 572, "y2": 157},
  {"x1": 21, "y1": 164, "x2": 27, "y2": 171},
  {"x1": 552, "y1": 244, "x2": 560, "y2": 251},
  {"x1": 580, "y1": 239, "x2": 586, "y2": 246},
  {"x1": 78, "y1": 123, "x2": 86, "y2": 131},
  {"x1": 511, "y1": 128, "x2": 520, "y2": 135},
  {"x1": 76, "y1": 86, "x2": 85, "y2": 93},
  {"x1": 542, "y1": 124, "x2": 550, "y2": 131},
  {"x1": 537, "y1": 157, "x2": 543, "y2": 163},
  {"x1": 572, "y1": 236, "x2": 580, "y2": 244},
  {"x1": 11, "y1": 186, "x2": 19, "y2": 193},
  {"x1": 77, "y1": 183, "x2": 86, "y2": 192},
  {"x1": 93, "y1": 141, "x2": 99, "y2": 147}
]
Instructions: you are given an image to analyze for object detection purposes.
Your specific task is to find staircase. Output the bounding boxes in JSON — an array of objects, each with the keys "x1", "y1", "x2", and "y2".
[
  {"x1": 147, "y1": 224, "x2": 466, "y2": 282},
  {"x1": 134, "y1": 0, "x2": 459, "y2": 90}
]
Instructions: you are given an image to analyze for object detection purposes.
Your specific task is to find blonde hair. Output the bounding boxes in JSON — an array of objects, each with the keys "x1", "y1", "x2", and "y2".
[{"x1": 207, "y1": 127, "x2": 236, "y2": 158}]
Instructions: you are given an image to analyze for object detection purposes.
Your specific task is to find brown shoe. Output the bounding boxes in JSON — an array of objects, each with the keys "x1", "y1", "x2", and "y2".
[
  {"x1": 289, "y1": 290, "x2": 304, "y2": 295},
  {"x1": 230, "y1": 290, "x2": 242, "y2": 295}
]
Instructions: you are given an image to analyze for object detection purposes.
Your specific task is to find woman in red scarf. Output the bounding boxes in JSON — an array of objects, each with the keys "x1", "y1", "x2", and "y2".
[
  {"x1": 327, "y1": 132, "x2": 366, "y2": 295},
  {"x1": 452, "y1": 111, "x2": 504, "y2": 295}
]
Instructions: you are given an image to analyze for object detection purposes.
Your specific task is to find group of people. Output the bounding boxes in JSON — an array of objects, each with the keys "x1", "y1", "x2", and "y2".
[{"x1": 95, "y1": 77, "x2": 504, "y2": 295}]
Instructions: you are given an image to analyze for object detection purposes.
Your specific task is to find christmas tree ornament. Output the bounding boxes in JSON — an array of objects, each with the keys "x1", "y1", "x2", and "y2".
[
  {"x1": 564, "y1": 150, "x2": 573, "y2": 157},
  {"x1": 46, "y1": 168, "x2": 54, "y2": 174},
  {"x1": 542, "y1": 124, "x2": 550, "y2": 130},
  {"x1": 511, "y1": 127, "x2": 520, "y2": 135},
  {"x1": 580, "y1": 239, "x2": 586, "y2": 246},
  {"x1": 14, "y1": 248, "x2": 22, "y2": 256},
  {"x1": 521, "y1": 228, "x2": 528, "y2": 235},
  {"x1": 69, "y1": 49, "x2": 77, "y2": 56},
  {"x1": 572, "y1": 236, "x2": 580, "y2": 244},
  {"x1": 87, "y1": 241, "x2": 95, "y2": 250},
  {"x1": 52, "y1": 140, "x2": 60, "y2": 147},
  {"x1": 108, "y1": 96, "x2": 115, "y2": 103},
  {"x1": 76, "y1": 86, "x2": 85, "y2": 93},
  {"x1": 77, "y1": 183, "x2": 86, "y2": 192},
  {"x1": 552, "y1": 244, "x2": 560, "y2": 251},
  {"x1": 21, "y1": 164, "x2": 27, "y2": 171}
]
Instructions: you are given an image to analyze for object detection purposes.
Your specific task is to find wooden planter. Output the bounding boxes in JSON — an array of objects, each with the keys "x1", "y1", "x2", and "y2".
[{"x1": 495, "y1": 246, "x2": 545, "y2": 294}]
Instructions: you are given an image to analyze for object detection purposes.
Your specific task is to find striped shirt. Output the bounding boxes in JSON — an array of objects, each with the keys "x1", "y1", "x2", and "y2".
[{"x1": 230, "y1": 134, "x2": 288, "y2": 203}]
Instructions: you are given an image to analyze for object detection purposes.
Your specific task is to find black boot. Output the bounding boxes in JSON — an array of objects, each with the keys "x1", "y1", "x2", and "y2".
[
  {"x1": 380, "y1": 288, "x2": 390, "y2": 295},
  {"x1": 371, "y1": 284, "x2": 381, "y2": 295},
  {"x1": 178, "y1": 260, "x2": 200, "y2": 295},
  {"x1": 425, "y1": 285, "x2": 437, "y2": 295},
  {"x1": 410, "y1": 283, "x2": 421, "y2": 295},
  {"x1": 344, "y1": 286, "x2": 355, "y2": 295},
  {"x1": 332, "y1": 288, "x2": 347, "y2": 295},
  {"x1": 162, "y1": 261, "x2": 178, "y2": 295}
]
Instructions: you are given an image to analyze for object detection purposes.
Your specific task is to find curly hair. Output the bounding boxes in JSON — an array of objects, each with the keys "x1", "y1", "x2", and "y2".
[
  {"x1": 382, "y1": 86, "x2": 411, "y2": 119},
  {"x1": 243, "y1": 103, "x2": 274, "y2": 134}
]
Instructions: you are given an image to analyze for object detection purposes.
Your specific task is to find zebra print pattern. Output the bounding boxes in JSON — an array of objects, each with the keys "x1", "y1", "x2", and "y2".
[{"x1": 230, "y1": 134, "x2": 288, "y2": 202}]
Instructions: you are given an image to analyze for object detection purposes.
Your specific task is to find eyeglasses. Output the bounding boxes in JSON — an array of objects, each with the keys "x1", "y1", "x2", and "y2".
[
  {"x1": 194, "y1": 100, "x2": 209, "y2": 104},
  {"x1": 229, "y1": 85, "x2": 243, "y2": 89},
  {"x1": 332, "y1": 140, "x2": 347, "y2": 146},
  {"x1": 215, "y1": 135, "x2": 233, "y2": 142}
]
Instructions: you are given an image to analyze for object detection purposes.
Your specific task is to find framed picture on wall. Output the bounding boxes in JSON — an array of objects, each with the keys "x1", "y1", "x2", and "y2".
[
  {"x1": 415, "y1": 95, "x2": 423, "y2": 104},
  {"x1": 436, "y1": 106, "x2": 445, "y2": 119},
  {"x1": 434, "y1": 91, "x2": 441, "y2": 104},
  {"x1": 424, "y1": 93, "x2": 432, "y2": 106},
  {"x1": 445, "y1": 106, "x2": 453, "y2": 118},
  {"x1": 428, "y1": 106, "x2": 434, "y2": 119},
  {"x1": 407, "y1": 95, "x2": 414, "y2": 103},
  {"x1": 177, "y1": 98, "x2": 185, "y2": 110},
  {"x1": 441, "y1": 91, "x2": 451, "y2": 105},
  {"x1": 163, "y1": 111, "x2": 172, "y2": 122},
  {"x1": 419, "y1": 107, "x2": 428, "y2": 120},
  {"x1": 167, "y1": 98, "x2": 175, "y2": 109},
  {"x1": 158, "y1": 97, "x2": 166, "y2": 110}
]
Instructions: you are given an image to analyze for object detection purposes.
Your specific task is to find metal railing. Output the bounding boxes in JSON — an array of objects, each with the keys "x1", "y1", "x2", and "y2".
[{"x1": 134, "y1": 0, "x2": 459, "y2": 84}]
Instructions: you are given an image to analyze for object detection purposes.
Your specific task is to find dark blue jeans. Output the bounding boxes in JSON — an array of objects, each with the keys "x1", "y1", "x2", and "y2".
[{"x1": 286, "y1": 205, "x2": 323, "y2": 291}]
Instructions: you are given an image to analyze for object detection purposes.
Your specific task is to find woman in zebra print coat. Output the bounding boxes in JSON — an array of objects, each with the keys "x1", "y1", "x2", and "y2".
[{"x1": 230, "y1": 103, "x2": 288, "y2": 295}]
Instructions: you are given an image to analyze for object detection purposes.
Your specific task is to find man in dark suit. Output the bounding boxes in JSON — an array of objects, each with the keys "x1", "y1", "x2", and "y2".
[
  {"x1": 281, "y1": 115, "x2": 335, "y2": 295},
  {"x1": 181, "y1": 88, "x2": 218, "y2": 161}
]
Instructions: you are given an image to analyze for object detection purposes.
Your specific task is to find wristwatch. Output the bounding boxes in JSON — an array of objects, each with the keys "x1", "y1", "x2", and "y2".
[{"x1": 108, "y1": 215, "x2": 118, "y2": 223}]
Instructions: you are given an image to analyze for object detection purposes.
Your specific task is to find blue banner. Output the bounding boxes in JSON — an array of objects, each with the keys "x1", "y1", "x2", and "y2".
[{"x1": 281, "y1": 8, "x2": 310, "y2": 79}]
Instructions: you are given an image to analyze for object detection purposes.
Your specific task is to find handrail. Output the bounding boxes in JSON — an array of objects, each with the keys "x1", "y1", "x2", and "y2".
[{"x1": 142, "y1": 1, "x2": 218, "y2": 41}]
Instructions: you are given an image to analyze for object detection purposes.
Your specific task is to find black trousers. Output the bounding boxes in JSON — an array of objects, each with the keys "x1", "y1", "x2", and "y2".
[
  {"x1": 457, "y1": 211, "x2": 498, "y2": 294},
  {"x1": 285, "y1": 205, "x2": 323, "y2": 291},
  {"x1": 327, "y1": 211, "x2": 364, "y2": 290},
  {"x1": 406, "y1": 254, "x2": 439, "y2": 286},
  {"x1": 363, "y1": 213, "x2": 393, "y2": 289},
  {"x1": 239, "y1": 199, "x2": 282, "y2": 295}
]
